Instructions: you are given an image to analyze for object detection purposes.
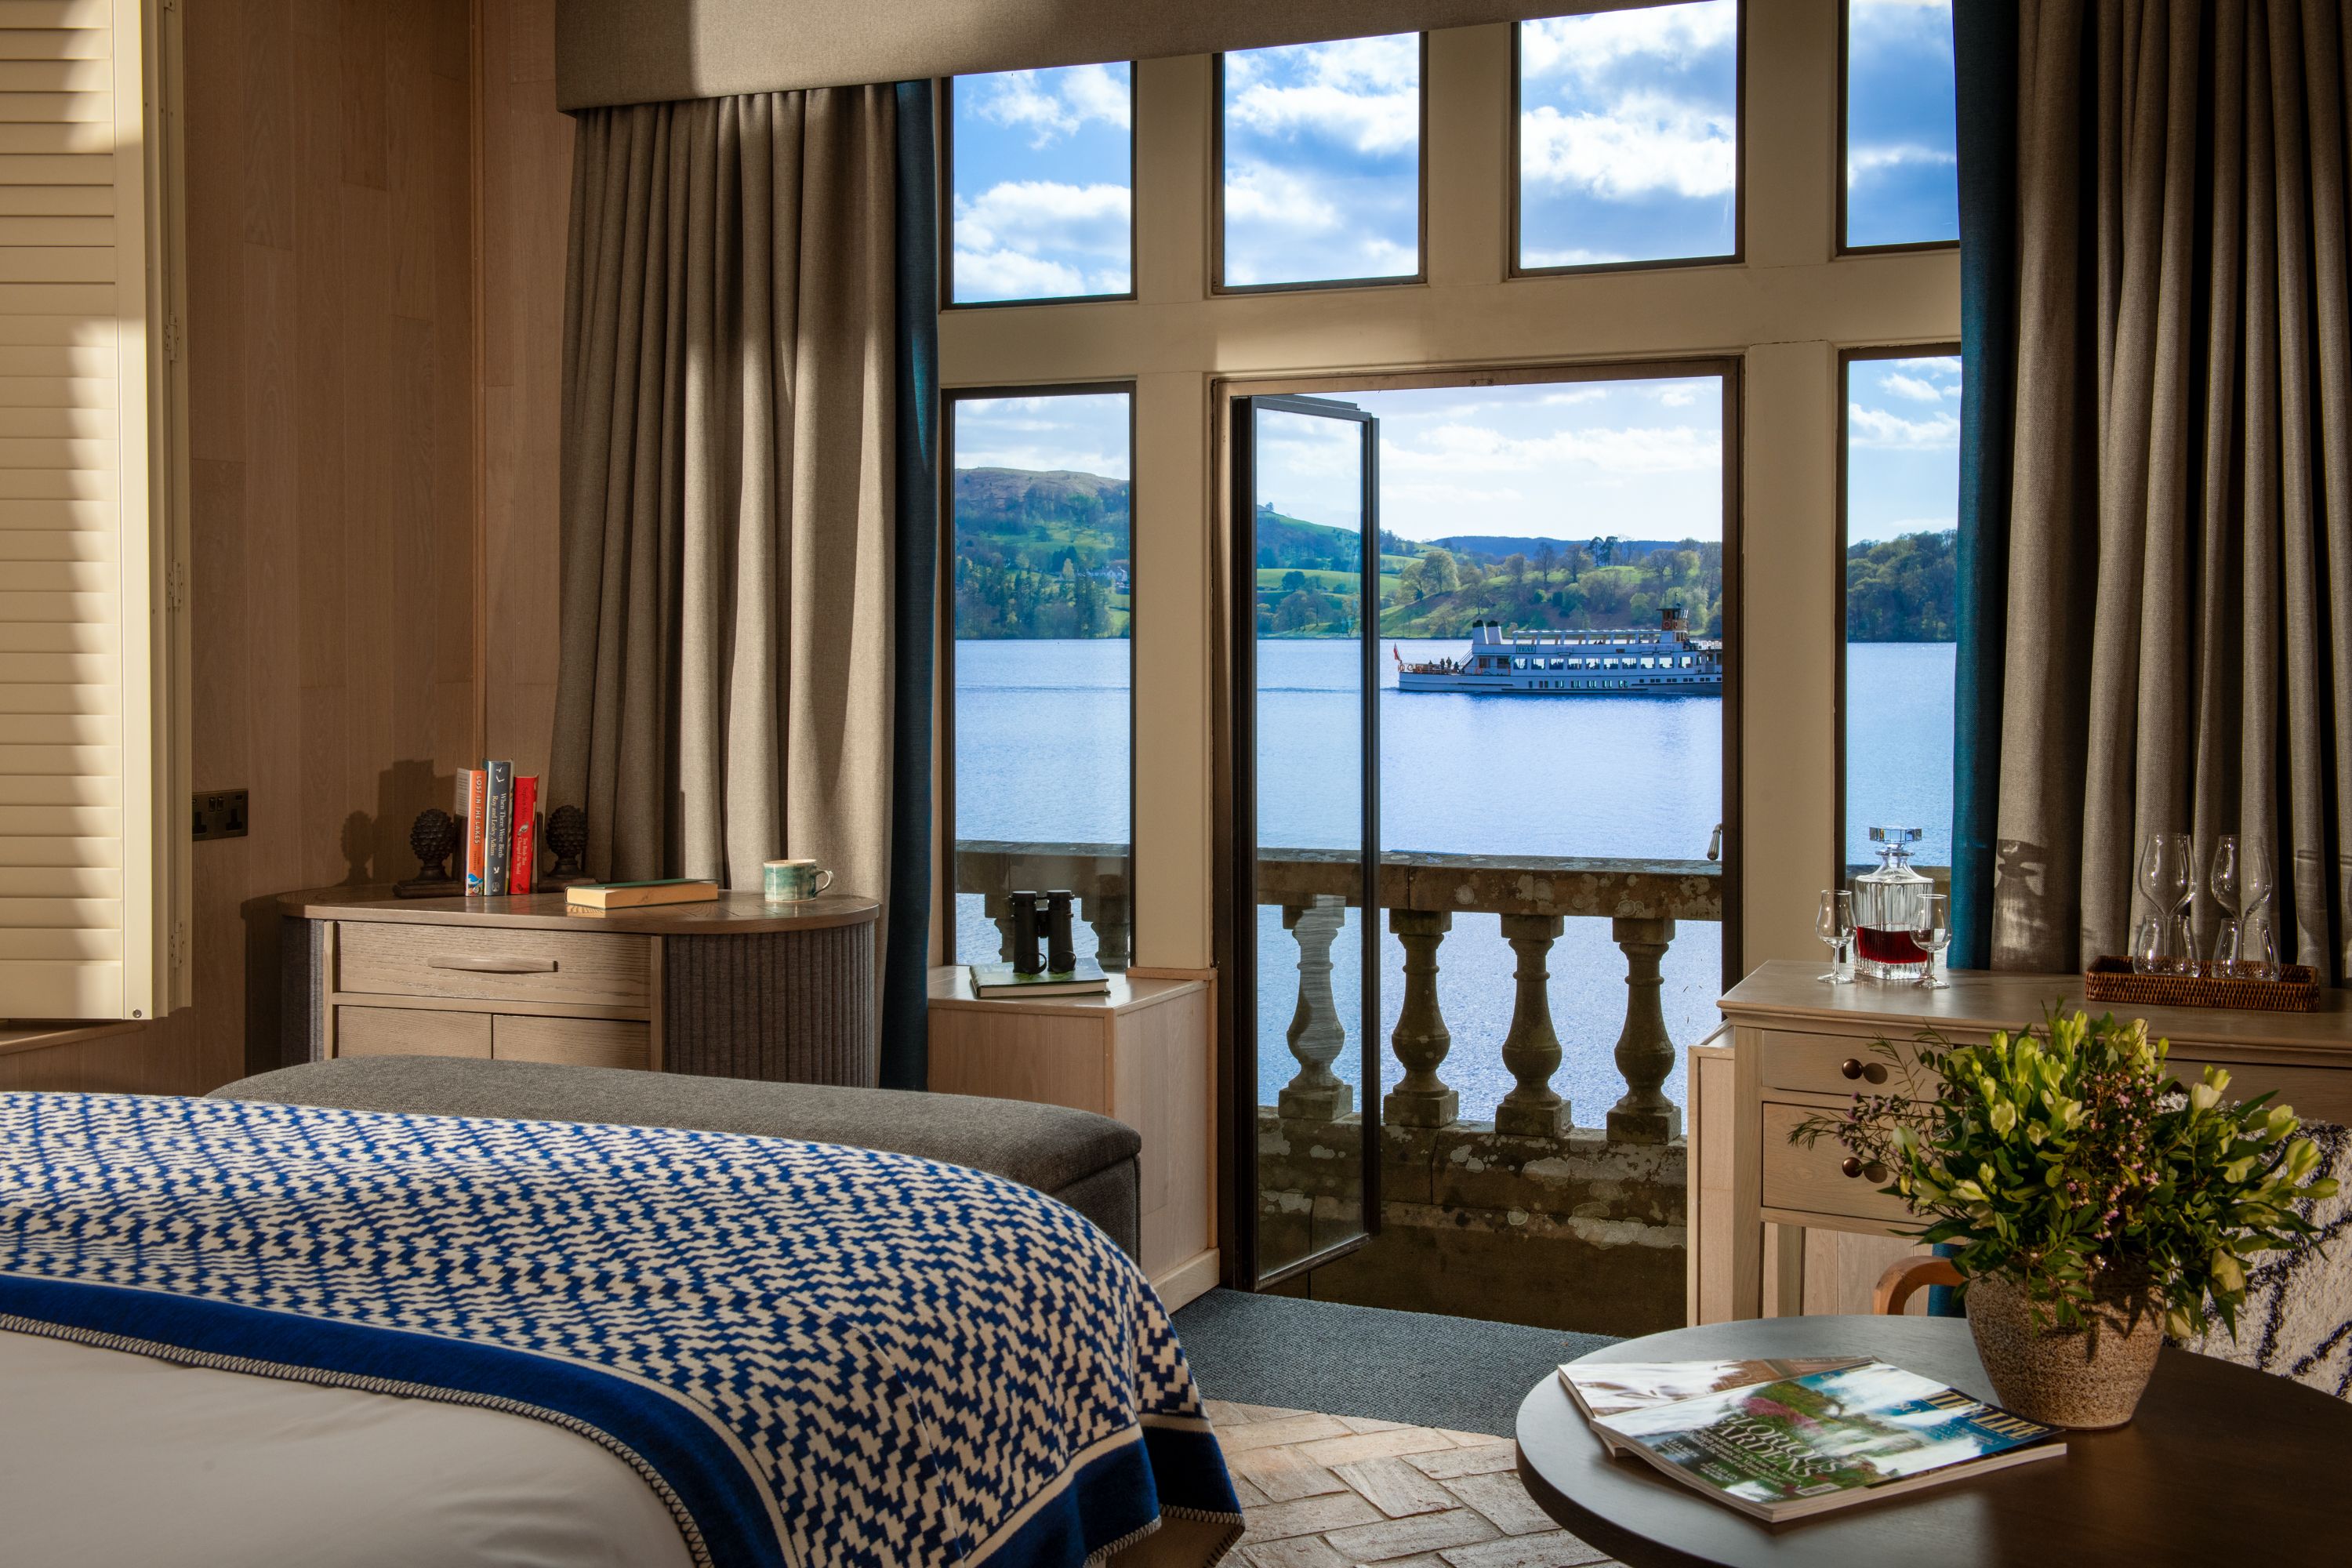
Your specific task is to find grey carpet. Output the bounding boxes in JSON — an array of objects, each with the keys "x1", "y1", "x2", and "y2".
[{"x1": 1171, "y1": 1290, "x2": 1617, "y2": 1438}]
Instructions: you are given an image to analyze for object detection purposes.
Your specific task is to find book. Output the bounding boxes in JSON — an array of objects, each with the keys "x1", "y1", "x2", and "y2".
[
  {"x1": 969, "y1": 961, "x2": 1110, "y2": 998},
  {"x1": 1588, "y1": 1361, "x2": 2063, "y2": 1523},
  {"x1": 1559, "y1": 1358, "x2": 1874, "y2": 1421},
  {"x1": 463, "y1": 768, "x2": 488, "y2": 895},
  {"x1": 484, "y1": 761, "x2": 514, "y2": 897},
  {"x1": 565, "y1": 879, "x2": 720, "y2": 910},
  {"x1": 508, "y1": 774, "x2": 538, "y2": 895}
]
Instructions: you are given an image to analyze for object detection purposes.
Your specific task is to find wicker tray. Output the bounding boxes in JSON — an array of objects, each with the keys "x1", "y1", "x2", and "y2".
[{"x1": 2083, "y1": 956, "x2": 2322, "y2": 1013}]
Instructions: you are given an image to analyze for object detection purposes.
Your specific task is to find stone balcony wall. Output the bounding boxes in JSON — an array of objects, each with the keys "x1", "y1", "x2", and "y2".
[{"x1": 1258, "y1": 1108, "x2": 1687, "y2": 1337}]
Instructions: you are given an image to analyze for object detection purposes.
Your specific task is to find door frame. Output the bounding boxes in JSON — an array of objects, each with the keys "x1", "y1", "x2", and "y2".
[{"x1": 1209, "y1": 356, "x2": 1746, "y2": 1292}]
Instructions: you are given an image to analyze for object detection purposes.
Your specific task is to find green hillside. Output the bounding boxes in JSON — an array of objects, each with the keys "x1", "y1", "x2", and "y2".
[
  {"x1": 952, "y1": 468, "x2": 1131, "y2": 638},
  {"x1": 1846, "y1": 529, "x2": 1955, "y2": 641}
]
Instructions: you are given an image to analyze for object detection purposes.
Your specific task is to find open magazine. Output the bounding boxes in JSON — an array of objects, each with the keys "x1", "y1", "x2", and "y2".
[{"x1": 1560, "y1": 1359, "x2": 2063, "y2": 1523}]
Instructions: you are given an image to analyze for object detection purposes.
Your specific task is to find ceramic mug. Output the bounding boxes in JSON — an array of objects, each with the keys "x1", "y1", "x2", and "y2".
[{"x1": 762, "y1": 858, "x2": 833, "y2": 902}]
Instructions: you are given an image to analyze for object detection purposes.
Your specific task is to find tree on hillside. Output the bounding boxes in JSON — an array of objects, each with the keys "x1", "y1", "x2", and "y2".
[
  {"x1": 1504, "y1": 552, "x2": 1527, "y2": 584},
  {"x1": 1591, "y1": 535, "x2": 1618, "y2": 568},
  {"x1": 1536, "y1": 541, "x2": 1557, "y2": 583},
  {"x1": 1280, "y1": 569, "x2": 1308, "y2": 592}
]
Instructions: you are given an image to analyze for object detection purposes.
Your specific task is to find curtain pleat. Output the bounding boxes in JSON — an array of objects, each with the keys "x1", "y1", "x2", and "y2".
[
  {"x1": 550, "y1": 88, "x2": 908, "y2": 1080},
  {"x1": 1971, "y1": 0, "x2": 2351, "y2": 981}
]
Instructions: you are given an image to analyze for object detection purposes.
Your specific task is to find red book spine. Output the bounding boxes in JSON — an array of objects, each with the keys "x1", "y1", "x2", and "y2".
[
  {"x1": 464, "y1": 768, "x2": 488, "y2": 895},
  {"x1": 508, "y1": 775, "x2": 538, "y2": 895}
]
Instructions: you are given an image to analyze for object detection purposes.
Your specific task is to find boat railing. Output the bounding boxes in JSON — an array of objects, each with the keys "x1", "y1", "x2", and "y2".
[{"x1": 953, "y1": 839, "x2": 1725, "y2": 1143}]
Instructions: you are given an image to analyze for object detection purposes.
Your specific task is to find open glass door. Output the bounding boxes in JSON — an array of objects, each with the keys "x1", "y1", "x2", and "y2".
[{"x1": 1229, "y1": 394, "x2": 1381, "y2": 1289}]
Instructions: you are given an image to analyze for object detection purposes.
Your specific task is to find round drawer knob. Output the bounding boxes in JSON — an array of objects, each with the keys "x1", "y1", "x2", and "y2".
[
  {"x1": 1840, "y1": 1058, "x2": 1864, "y2": 1080},
  {"x1": 1864, "y1": 1161, "x2": 1888, "y2": 1184},
  {"x1": 1840, "y1": 1156, "x2": 1863, "y2": 1178},
  {"x1": 1839, "y1": 1058, "x2": 1889, "y2": 1085}
]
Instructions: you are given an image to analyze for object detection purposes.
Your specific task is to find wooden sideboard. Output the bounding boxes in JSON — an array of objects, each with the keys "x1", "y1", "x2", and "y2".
[
  {"x1": 1711, "y1": 961, "x2": 2352, "y2": 1321},
  {"x1": 925, "y1": 966, "x2": 1217, "y2": 1308},
  {"x1": 279, "y1": 887, "x2": 881, "y2": 1086}
]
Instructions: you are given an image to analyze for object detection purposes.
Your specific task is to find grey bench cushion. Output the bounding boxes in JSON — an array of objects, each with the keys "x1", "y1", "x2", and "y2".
[{"x1": 209, "y1": 1058, "x2": 1142, "y2": 1260}]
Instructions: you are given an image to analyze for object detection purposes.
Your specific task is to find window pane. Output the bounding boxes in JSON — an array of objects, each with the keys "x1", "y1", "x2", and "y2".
[
  {"x1": 1221, "y1": 34, "x2": 1421, "y2": 288},
  {"x1": 1846, "y1": 0, "x2": 1958, "y2": 246},
  {"x1": 950, "y1": 65, "x2": 1132, "y2": 303},
  {"x1": 1844, "y1": 353, "x2": 1960, "y2": 881},
  {"x1": 950, "y1": 391, "x2": 1133, "y2": 969},
  {"x1": 1518, "y1": 2, "x2": 1739, "y2": 270}
]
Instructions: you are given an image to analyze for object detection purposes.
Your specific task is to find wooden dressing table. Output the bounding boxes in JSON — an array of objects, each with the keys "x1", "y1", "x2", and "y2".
[{"x1": 1713, "y1": 961, "x2": 2352, "y2": 1320}]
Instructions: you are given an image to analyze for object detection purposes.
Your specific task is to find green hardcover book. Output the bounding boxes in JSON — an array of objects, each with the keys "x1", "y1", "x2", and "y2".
[
  {"x1": 1590, "y1": 1361, "x2": 2063, "y2": 1523},
  {"x1": 969, "y1": 961, "x2": 1109, "y2": 998}
]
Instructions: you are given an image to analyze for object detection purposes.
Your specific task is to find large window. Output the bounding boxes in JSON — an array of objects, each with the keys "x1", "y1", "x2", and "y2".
[
  {"x1": 1842, "y1": 0, "x2": 1958, "y2": 249},
  {"x1": 1218, "y1": 34, "x2": 1423, "y2": 289},
  {"x1": 1515, "y1": 2, "x2": 1740, "y2": 272},
  {"x1": 946, "y1": 388, "x2": 1135, "y2": 969},
  {"x1": 947, "y1": 65, "x2": 1134, "y2": 305},
  {"x1": 1842, "y1": 348, "x2": 1960, "y2": 879}
]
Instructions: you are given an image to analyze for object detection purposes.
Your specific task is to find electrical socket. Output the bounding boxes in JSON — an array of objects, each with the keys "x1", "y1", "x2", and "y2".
[{"x1": 192, "y1": 789, "x2": 249, "y2": 841}]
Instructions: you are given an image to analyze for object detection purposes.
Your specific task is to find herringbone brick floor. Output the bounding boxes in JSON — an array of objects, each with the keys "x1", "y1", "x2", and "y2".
[{"x1": 1205, "y1": 1400, "x2": 1625, "y2": 1568}]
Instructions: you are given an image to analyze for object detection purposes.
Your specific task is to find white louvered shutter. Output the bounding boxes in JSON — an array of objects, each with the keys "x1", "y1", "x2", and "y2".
[{"x1": 0, "y1": 0, "x2": 183, "y2": 1022}]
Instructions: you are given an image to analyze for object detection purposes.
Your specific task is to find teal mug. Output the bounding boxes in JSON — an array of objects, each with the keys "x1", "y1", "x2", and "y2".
[{"x1": 762, "y1": 858, "x2": 833, "y2": 903}]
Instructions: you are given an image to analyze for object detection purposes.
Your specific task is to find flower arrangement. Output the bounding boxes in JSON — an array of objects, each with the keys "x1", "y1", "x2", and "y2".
[{"x1": 1791, "y1": 1008, "x2": 2337, "y2": 1339}]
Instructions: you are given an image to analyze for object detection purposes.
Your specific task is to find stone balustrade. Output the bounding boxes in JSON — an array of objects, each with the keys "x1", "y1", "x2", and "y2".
[{"x1": 956, "y1": 840, "x2": 1723, "y2": 1143}]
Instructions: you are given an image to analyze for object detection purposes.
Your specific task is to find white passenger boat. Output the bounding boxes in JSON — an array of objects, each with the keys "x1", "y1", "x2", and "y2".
[{"x1": 1395, "y1": 608, "x2": 1723, "y2": 695}]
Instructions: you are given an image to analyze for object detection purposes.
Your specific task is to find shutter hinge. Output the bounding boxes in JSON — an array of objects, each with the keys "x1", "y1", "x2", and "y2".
[
  {"x1": 165, "y1": 557, "x2": 187, "y2": 614},
  {"x1": 163, "y1": 318, "x2": 183, "y2": 362}
]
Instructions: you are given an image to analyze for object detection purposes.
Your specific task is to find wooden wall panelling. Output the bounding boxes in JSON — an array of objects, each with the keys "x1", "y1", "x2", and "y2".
[
  {"x1": 5, "y1": 0, "x2": 483, "y2": 1097},
  {"x1": 478, "y1": 0, "x2": 568, "y2": 789}
]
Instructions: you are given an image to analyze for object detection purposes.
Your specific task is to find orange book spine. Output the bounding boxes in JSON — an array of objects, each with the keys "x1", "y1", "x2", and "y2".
[
  {"x1": 508, "y1": 775, "x2": 538, "y2": 895},
  {"x1": 464, "y1": 768, "x2": 488, "y2": 894}
]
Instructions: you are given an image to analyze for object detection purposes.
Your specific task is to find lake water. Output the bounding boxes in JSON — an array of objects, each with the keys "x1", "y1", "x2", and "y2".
[{"x1": 954, "y1": 637, "x2": 1956, "y2": 1123}]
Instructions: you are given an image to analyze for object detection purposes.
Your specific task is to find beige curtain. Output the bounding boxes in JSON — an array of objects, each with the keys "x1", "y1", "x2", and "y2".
[
  {"x1": 1993, "y1": 0, "x2": 2351, "y2": 978},
  {"x1": 549, "y1": 89, "x2": 897, "y2": 902}
]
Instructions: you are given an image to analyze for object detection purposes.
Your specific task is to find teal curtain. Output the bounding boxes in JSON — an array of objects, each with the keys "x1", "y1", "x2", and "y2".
[
  {"x1": 1948, "y1": 0, "x2": 2019, "y2": 975},
  {"x1": 883, "y1": 81, "x2": 938, "y2": 1090}
]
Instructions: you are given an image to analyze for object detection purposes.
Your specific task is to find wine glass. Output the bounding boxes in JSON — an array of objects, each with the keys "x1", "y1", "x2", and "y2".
[
  {"x1": 2209, "y1": 834, "x2": 2245, "y2": 976},
  {"x1": 2136, "y1": 833, "x2": 2194, "y2": 974},
  {"x1": 1912, "y1": 892, "x2": 1952, "y2": 989},
  {"x1": 2241, "y1": 836, "x2": 2278, "y2": 980},
  {"x1": 1817, "y1": 890, "x2": 1854, "y2": 985}
]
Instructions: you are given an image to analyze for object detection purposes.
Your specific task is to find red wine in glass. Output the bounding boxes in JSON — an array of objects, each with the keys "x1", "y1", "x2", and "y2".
[{"x1": 1855, "y1": 924, "x2": 1927, "y2": 966}]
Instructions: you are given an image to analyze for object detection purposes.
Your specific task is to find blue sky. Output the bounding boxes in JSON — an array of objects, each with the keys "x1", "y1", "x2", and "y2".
[
  {"x1": 1847, "y1": 0, "x2": 1958, "y2": 245},
  {"x1": 953, "y1": 392, "x2": 1131, "y2": 479},
  {"x1": 1221, "y1": 34, "x2": 1421, "y2": 286},
  {"x1": 1846, "y1": 353, "x2": 1960, "y2": 541},
  {"x1": 951, "y1": 64, "x2": 1132, "y2": 303},
  {"x1": 1518, "y1": 2, "x2": 1739, "y2": 268}
]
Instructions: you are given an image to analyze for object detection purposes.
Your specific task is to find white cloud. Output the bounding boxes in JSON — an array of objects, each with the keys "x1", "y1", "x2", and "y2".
[
  {"x1": 1893, "y1": 355, "x2": 1962, "y2": 376},
  {"x1": 1521, "y1": 96, "x2": 1735, "y2": 200},
  {"x1": 1849, "y1": 143, "x2": 1959, "y2": 181},
  {"x1": 1228, "y1": 80, "x2": 1418, "y2": 156},
  {"x1": 953, "y1": 247, "x2": 1087, "y2": 301},
  {"x1": 1222, "y1": 164, "x2": 1340, "y2": 236},
  {"x1": 1522, "y1": 244, "x2": 1630, "y2": 269},
  {"x1": 1520, "y1": 4, "x2": 1739, "y2": 83},
  {"x1": 1387, "y1": 419, "x2": 1722, "y2": 477},
  {"x1": 971, "y1": 64, "x2": 1129, "y2": 148},
  {"x1": 1848, "y1": 403, "x2": 1959, "y2": 448},
  {"x1": 1881, "y1": 372, "x2": 1946, "y2": 402}
]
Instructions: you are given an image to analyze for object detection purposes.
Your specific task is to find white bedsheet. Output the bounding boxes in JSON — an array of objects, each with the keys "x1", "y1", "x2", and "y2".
[{"x1": 0, "y1": 1327, "x2": 695, "y2": 1568}]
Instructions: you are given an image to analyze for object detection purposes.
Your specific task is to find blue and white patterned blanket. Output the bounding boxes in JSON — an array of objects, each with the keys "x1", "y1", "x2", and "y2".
[{"x1": 0, "y1": 1093, "x2": 1242, "y2": 1568}]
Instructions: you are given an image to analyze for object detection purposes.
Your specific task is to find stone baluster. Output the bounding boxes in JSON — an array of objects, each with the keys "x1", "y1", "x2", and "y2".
[
  {"x1": 1083, "y1": 891, "x2": 1131, "y2": 972},
  {"x1": 1494, "y1": 914, "x2": 1567, "y2": 1138},
  {"x1": 1606, "y1": 916, "x2": 1682, "y2": 1143},
  {"x1": 1278, "y1": 896, "x2": 1350, "y2": 1118},
  {"x1": 1383, "y1": 909, "x2": 1457, "y2": 1127}
]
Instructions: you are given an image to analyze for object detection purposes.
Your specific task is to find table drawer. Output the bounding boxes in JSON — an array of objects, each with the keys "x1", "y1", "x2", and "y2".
[
  {"x1": 1761, "y1": 1101, "x2": 1913, "y2": 1228},
  {"x1": 493, "y1": 1014, "x2": 651, "y2": 1072},
  {"x1": 337, "y1": 1005, "x2": 492, "y2": 1059},
  {"x1": 1759, "y1": 1028, "x2": 1944, "y2": 1098},
  {"x1": 335, "y1": 921, "x2": 650, "y2": 1010}
]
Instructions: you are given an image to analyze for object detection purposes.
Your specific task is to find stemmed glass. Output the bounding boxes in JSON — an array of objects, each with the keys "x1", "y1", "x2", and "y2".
[
  {"x1": 2134, "y1": 833, "x2": 2194, "y2": 975},
  {"x1": 1912, "y1": 892, "x2": 1952, "y2": 989},
  {"x1": 1817, "y1": 890, "x2": 1854, "y2": 985},
  {"x1": 2209, "y1": 835, "x2": 2245, "y2": 976},
  {"x1": 2240, "y1": 836, "x2": 2279, "y2": 980}
]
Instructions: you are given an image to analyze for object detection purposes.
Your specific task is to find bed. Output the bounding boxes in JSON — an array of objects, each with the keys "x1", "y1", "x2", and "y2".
[{"x1": 0, "y1": 1072, "x2": 1243, "y2": 1568}]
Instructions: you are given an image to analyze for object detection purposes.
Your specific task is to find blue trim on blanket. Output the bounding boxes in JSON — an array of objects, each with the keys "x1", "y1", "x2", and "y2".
[{"x1": 0, "y1": 1272, "x2": 772, "y2": 1568}]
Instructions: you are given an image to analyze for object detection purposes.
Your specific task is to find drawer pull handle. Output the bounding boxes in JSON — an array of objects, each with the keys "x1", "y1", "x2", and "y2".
[
  {"x1": 1839, "y1": 1156, "x2": 1861, "y2": 1178},
  {"x1": 428, "y1": 956, "x2": 557, "y2": 974},
  {"x1": 1839, "y1": 1058, "x2": 1888, "y2": 1085},
  {"x1": 1838, "y1": 1156, "x2": 1888, "y2": 1183}
]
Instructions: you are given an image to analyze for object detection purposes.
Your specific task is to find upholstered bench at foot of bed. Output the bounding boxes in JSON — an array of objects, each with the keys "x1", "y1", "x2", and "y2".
[{"x1": 211, "y1": 1057, "x2": 1143, "y2": 1261}]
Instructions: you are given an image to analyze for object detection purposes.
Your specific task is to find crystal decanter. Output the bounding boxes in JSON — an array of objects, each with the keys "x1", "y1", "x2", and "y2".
[{"x1": 1852, "y1": 826, "x2": 1930, "y2": 981}]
